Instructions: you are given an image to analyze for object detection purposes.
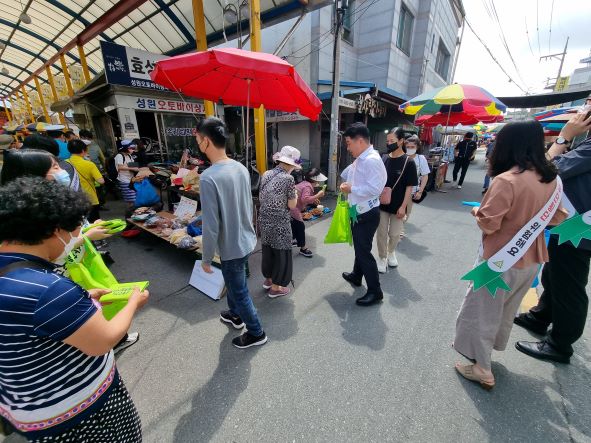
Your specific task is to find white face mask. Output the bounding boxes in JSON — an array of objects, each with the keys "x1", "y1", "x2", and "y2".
[
  {"x1": 406, "y1": 148, "x2": 417, "y2": 155},
  {"x1": 52, "y1": 169, "x2": 71, "y2": 187},
  {"x1": 53, "y1": 232, "x2": 78, "y2": 265},
  {"x1": 81, "y1": 139, "x2": 92, "y2": 146}
]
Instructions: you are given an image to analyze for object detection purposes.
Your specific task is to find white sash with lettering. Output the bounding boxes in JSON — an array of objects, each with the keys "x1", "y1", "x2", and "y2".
[{"x1": 463, "y1": 176, "x2": 563, "y2": 295}]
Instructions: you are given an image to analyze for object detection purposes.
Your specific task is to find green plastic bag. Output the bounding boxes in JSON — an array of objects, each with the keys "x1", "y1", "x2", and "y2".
[
  {"x1": 66, "y1": 236, "x2": 118, "y2": 290},
  {"x1": 324, "y1": 193, "x2": 353, "y2": 245}
]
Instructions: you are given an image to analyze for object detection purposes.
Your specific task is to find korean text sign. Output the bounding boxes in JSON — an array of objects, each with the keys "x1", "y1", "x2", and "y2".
[{"x1": 100, "y1": 41, "x2": 169, "y2": 91}]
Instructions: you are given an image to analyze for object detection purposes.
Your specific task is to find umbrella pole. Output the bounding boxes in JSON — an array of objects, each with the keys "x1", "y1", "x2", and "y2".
[{"x1": 245, "y1": 79, "x2": 251, "y2": 168}]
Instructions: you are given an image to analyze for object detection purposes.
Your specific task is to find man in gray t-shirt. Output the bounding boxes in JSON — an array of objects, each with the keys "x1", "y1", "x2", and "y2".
[{"x1": 197, "y1": 117, "x2": 267, "y2": 349}]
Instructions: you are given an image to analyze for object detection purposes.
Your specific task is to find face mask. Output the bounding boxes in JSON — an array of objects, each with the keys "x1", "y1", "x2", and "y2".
[
  {"x1": 406, "y1": 148, "x2": 417, "y2": 155},
  {"x1": 386, "y1": 143, "x2": 397, "y2": 153},
  {"x1": 81, "y1": 139, "x2": 92, "y2": 146},
  {"x1": 52, "y1": 169, "x2": 71, "y2": 187},
  {"x1": 53, "y1": 232, "x2": 78, "y2": 265}
]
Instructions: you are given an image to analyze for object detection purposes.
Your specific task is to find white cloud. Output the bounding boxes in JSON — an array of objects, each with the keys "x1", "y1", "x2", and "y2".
[{"x1": 453, "y1": 0, "x2": 591, "y2": 100}]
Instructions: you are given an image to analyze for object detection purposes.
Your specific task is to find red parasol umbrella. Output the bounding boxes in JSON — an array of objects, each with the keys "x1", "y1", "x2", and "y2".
[{"x1": 150, "y1": 48, "x2": 322, "y2": 121}]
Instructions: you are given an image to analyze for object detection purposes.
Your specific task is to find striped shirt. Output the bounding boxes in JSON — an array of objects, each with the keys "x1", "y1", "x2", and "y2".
[{"x1": 0, "y1": 253, "x2": 116, "y2": 439}]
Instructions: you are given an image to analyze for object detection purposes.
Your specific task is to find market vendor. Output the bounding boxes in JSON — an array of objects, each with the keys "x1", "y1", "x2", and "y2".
[{"x1": 290, "y1": 167, "x2": 326, "y2": 258}]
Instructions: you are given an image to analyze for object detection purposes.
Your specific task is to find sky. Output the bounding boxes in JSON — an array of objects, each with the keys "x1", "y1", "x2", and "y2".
[{"x1": 453, "y1": 0, "x2": 591, "y2": 97}]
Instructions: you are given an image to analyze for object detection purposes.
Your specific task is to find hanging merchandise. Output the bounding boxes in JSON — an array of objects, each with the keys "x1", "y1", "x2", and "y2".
[{"x1": 69, "y1": 65, "x2": 86, "y2": 91}]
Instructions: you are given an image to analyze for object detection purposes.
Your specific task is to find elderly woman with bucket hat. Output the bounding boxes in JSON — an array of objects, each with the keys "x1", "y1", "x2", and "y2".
[{"x1": 259, "y1": 146, "x2": 301, "y2": 298}]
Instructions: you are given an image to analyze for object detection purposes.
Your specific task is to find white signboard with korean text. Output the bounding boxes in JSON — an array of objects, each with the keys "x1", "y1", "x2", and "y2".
[
  {"x1": 115, "y1": 95, "x2": 205, "y2": 115},
  {"x1": 266, "y1": 110, "x2": 308, "y2": 123}
]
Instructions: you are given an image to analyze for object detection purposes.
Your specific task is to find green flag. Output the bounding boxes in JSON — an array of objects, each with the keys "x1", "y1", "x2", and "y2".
[
  {"x1": 550, "y1": 213, "x2": 591, "y2": 247},
  {"x1": 461, "y1": 261, "x2": 511, "y2": 298}
]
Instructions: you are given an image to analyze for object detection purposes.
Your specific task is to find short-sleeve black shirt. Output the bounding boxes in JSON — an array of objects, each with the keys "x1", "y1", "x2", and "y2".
[{"x1": 379, "y1": 154, "x2": 418, "y2": 213}]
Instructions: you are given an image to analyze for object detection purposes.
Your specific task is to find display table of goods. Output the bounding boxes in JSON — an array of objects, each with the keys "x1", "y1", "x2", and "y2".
[{"x1": 127, "y1": 207, "x2": 221, "y2": 265}]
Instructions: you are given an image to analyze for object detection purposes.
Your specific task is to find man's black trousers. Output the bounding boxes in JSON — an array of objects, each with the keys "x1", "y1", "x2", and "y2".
[
  {"x1": 452, "y1": 157, "x2": 471, "y2": 186},
  {"x1": 351, "y1": 207, "x2": 382, "y2": 294},
  {"x1": 530, "y1": 235, "x2": 591, "y2": 355}
]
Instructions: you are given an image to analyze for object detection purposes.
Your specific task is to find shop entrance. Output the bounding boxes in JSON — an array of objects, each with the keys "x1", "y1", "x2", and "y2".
[
  {"x1": 136, "y1": 110, "x2": 164, "y2": 162},
  {"x1": 133, "y1": 111, "x2": 202, "y2": 163}
]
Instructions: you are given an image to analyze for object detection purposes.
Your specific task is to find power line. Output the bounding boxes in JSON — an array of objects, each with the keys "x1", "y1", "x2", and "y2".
[
  {"x1": 536, "y1": 0, "x2": 541, "y2": 56},
  {"x1": 548, "y1": 0, "x2": 555, "y2": 53},
  {"x1": 488, "y1": 0, "x2": 527, "y2": 88},
  {"x1": 525, "y1": 17, "x2": 535, "y2": 57},
  {"x1": 283, "y1": 0, "x2": 378, "y2": 61},
  {"x1": 291, "y1": 0, "x2": 380, "y2": 67},
  {"x1": 464, "y1": 18, "x2": 527, "y2": 94}
]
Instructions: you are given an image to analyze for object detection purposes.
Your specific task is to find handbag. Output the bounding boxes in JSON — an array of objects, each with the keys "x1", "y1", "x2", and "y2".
[{"x1": 380, "y1": 156, "x2": 409, "y2": 205}]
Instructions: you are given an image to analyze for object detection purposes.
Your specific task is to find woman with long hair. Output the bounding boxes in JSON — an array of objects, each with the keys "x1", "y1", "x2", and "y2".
[{"x1": 453, "y1": 120, "x2": 568, "y2": 390}]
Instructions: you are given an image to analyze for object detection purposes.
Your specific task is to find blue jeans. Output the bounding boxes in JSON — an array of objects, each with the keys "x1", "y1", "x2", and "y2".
[
  {"x1": 220, "y1": 255, "x2": 263, "y2": 337},
  {"x1": 483, "y1": 174, "x2": 491, "y2": 189}
]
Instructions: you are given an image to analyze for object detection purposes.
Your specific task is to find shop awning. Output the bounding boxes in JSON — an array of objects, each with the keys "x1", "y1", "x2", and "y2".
[
  {"x1": 498, "y1": 87, "x2": 591, "y2": 109},
  {"x1": 317, "y1": 80, "x2": 408, "y2": 103}
]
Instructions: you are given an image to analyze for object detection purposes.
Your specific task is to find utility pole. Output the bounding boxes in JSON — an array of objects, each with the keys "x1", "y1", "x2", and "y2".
[
  {"x1": 540, "y1": 37, "x2": 569, "y2": 90},
  {"x1": 327, "y1": 0, "x2": 348, "y2": 191}
]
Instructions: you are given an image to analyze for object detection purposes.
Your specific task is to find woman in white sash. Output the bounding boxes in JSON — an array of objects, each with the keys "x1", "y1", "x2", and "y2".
[{"x1": 453, "y1": 121, "x2": 567, "y2": 390}]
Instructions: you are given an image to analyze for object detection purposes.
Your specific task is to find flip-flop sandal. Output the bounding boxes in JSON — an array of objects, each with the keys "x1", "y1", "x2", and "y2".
[{"x1": 455, "y1": 363, "x2": 495, "y2": 391}]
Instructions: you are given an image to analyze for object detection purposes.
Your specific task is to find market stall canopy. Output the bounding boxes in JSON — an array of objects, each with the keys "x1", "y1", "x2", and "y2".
[
  {"x1": 497, "y1": 88, "x2": 591, "y2": 108},
  {"x1": 150, "y1": 47, "x2": 322, "y2": 120},
  {"x1": 399, "y1": 84, "x2": 507, "y2": 117},
  {"x1": 0, "y1": 0, "x2": 330, "y2": 98}
]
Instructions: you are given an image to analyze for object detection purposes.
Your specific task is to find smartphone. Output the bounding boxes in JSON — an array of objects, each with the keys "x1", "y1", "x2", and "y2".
[{"x1": 578, "y1": 104, "x2": 591, "y2": 121}]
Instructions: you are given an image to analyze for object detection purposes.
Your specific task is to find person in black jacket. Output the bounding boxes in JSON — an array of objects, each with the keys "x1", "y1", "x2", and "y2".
[
  {"x1": 515, "y1": 112, "x2": 591, "y2": 363},
  {"x1": 452, "y1": 132, "x2": 477, "y2": 188}
]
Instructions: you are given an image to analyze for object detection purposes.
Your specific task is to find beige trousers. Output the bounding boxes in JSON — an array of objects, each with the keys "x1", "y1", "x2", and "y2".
[
  {"x1": 406, "y1": 199, "x2": 414, "y2": 219},
  {"x1": 376, "y1": 210, "x2": 404, "y2": 259},
  {"x1": 454, "y1": 264, "x2": 539, "y2": 370}
]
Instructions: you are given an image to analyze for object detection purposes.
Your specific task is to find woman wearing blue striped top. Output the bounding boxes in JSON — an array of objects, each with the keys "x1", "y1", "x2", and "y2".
[{"x1": 0, "y1": 177, "x2": 149, "y2": 442}]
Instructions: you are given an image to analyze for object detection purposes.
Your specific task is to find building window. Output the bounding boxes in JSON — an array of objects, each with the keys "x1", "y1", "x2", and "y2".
[
  {"x1": 396, "y1": 3, "x2": 414, "y2": 55},
  {"x1": 435, "y1": 39, "x2": 451, "y2": 79},
  {"x1": 342, "y1": 0, "x2": 355, "y2": 44}
]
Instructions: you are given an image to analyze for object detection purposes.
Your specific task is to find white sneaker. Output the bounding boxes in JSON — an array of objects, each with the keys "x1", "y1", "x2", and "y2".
[
  {"x1": 377, "y1": 258, "x2": 387, "y2": 274},
  {"x1": 457, "y1": 185, "x2": 462, "y2": 189},
  {"x1": 114, "y1": 332, "x2": 139, "y2": 354},
  {"x1": 388, "y1": 252, "x2": 398, "y2": 268}
]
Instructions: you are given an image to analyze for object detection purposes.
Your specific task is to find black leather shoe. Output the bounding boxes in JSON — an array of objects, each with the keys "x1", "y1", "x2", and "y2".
[
  {"x1": 342, "y1": 272, "x2": 362, "y2": 287},
  {"x1": 513, "y1": 313, "x2": 548, "y2": 335},
  {"x1": 355, "y1": 292, "x2": 383, "y2": 306},
  {"x1": 515, "y1": 340, "x2": 570, "y2": 364}
]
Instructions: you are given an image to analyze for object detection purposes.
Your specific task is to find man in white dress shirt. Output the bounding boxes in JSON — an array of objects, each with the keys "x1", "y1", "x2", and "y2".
[{"x1": 339, "y1": 123, "x2": 388, "y2": 306}]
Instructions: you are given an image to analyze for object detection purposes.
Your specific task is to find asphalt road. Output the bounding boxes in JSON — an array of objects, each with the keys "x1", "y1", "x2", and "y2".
[{"x1": 4, "y1": 151, "x2": 591, "y2": 442}]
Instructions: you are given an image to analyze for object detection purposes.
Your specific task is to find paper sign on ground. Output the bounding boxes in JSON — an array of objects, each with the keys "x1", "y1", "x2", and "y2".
[{"x1": 189, "y1": 260, "x2": 226, "y2": 300}]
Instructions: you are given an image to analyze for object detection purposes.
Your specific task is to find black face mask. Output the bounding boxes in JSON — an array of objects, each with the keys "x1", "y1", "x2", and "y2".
[{"x1": 386, "y1": 143, "x2": 397, "y2": 153}]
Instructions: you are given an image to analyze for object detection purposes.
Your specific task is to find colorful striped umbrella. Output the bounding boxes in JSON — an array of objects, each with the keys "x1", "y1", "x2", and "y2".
[
  {"x1": 534, "y1": 106, "x2": 578, "y2": 121},
  {"x1": 26, "y1": 122, "x2": 52, "y2": 132},
  {"x1": 399, "y1": 84, "x2": 506, "y2": 119}
]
